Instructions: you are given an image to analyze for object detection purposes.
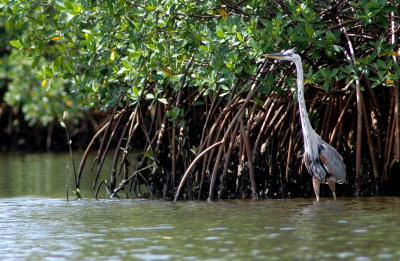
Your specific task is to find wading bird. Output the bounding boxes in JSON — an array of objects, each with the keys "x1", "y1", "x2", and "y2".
[{"x1": 265, "y1": 49, "x2": 346, "y2": 201}]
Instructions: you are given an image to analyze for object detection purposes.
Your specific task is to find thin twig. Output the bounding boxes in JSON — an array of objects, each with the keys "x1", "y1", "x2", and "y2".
[{"x1": 61, "y1": 122, "x2": 78, "y2": 189}]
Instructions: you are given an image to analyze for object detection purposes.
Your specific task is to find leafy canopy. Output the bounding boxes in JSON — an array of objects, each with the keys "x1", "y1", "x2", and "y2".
[{"x1": 1, "y1": 0, "x2": 398, "y2": 118}]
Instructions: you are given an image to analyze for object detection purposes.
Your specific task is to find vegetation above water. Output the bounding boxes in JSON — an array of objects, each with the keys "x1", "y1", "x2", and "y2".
[{"x1": 1, "y1": 0, "x2": 400, "y2": 199}]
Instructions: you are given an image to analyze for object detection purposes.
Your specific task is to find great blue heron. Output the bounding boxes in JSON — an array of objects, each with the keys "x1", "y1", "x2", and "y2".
[{"x1": 265, "y1": 49, "x2": 346, "y2": 201}]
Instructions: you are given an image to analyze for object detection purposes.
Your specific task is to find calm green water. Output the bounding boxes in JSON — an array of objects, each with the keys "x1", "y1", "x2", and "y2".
[{"x1": 1, "y1": 153, "x2": 400, "y2": 260}]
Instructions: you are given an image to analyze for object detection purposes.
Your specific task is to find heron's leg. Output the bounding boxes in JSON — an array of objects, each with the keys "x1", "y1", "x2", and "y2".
[
  {"x1": 312, "y1": 176, "x2": 321, "y2": 201},
  {"x1": 327, "y1": 179, "x2": 336, "y2": 200}
]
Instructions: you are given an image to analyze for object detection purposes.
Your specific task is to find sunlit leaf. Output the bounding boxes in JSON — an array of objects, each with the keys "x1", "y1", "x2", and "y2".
[
  {"x1": 129, "y1": 51, "x2": 141, "y2": 58},
  {"x1": 199, "y1": 45, "x2": 208, "y2": 52},
  {"x1": 158, "y1": 98, "x2": 168, "y2": 104},
  {"x1": 133, "y1": 87, "x2": 139, "y2": 97},
  {"x1": 110, "y1": 48, "x2": 116, "y2": 61},
  {"x1": 216, "y1": 28, "x2": 225, "y2": 38},
  {"x1": 236, "y1": 32, "x2": 243, "y2": 42},
  {"x1": 122, "y1": 59, "x2": 130, "y2": 69},
  {"x1": 63, "y1": 111, "x2": 69, "y2": 120},
  {"x1": 9, "y1": 40, "x2": 22, "y2": 49},
  {"x1": 147, "y1": 44, "x2": 157, "y2": 50},
  {"x1": 146, "y1": 93, "x2": 155, "y2": 100}
]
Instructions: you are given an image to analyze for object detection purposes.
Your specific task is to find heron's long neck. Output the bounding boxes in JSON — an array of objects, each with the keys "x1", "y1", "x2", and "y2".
[{"x1": 294, "y1": 60, "x2": 315, "y2": 152}]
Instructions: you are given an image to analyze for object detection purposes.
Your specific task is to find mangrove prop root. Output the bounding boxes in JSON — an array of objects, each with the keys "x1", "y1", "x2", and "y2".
[
  {"x1": 241, "y1": 119, "x2": 258, "y2": 199},
  {"x1": 207, "y1": 62, "x2": 268, "y2": 200},
  {"x1": 361, "y1": 94, "x2": 379, "y2": 180},
  {"x1": 92, "y1": 109, "x2": 124, "y2": 190},
  {"x1": 92, "y1": 106, "x2": 117, "y2": 172},
  {"x1": 110, "y1": 110, "x2": 136, "y2": 190},
  {"x1": 174, "y1": 141, "x2": 223, "y2": 202},
  {"x1": 218, "y1": 121, "x2": 240, "y2": 198},
  {"x1": 95, "y1": 180, "x2": 114, "y2": 199},
  {"x1": 111, "y1": 164, "x2": 154, "y2": 197},
  {"x1": 285, "y1": 103, "x2": 296, "y2": 181},
  {"x1": 329, "y1": 89, "x2": 355, "y2": 144}
]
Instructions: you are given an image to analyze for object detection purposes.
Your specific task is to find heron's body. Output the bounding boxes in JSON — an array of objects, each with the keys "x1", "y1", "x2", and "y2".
[{"x1": 266, "y1": 49, "x2": 346, "y2": 201}]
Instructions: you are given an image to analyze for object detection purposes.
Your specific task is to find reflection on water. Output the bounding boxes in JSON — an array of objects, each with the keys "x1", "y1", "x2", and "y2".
[
  {"x1": 1, "y1": 153, "x2": 400, "y2": 260},
  {"x1": 1, "y1": 197, "x2": 400, "y2": 260},
  {"x1": 0, "y1": 152, "x2": 116, "y2": 198}
]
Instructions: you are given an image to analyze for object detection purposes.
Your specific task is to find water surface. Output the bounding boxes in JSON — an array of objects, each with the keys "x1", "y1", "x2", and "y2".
[{"x1": 1, "y1": 153, "x2": 400, "y2": 260}]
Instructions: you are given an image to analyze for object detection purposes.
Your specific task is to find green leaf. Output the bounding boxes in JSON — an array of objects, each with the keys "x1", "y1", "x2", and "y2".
[
  {"x1": 236, "y1": 32, "x2": 243, "y2": 41},
  {"x1": 167, "y1": 109, "x2": 177, "y2": 118},
  {"x1": 122, "y1": 59, "x2": 130, "y2": 69},
  {"x1": 32, "y1": 56, "x2": 40, "y2": 69},
  {"x1": 199, "y1": 45, "x2": 208, "y2": 52},
  {"x1": 55, "y1": 44, "x2": 66, "y2": 52},
  {"x1": 129, "y1": 51, "x2": 141, "y2": 58},
  {"x1": 216, "y1": 28, "x2": 225, "y2": 38},
  {"x1": 330, "y1": 68, "x2": 339, "y2": 78},
  {"x1": 376, "y1": 59, "x2": 386, "y2": 69},
  {"x1": 147, "y1": 44, "x2": 158, "y2": 50},
  {"x1": 305, "y1": 23, "x2": 314, "y2": 38},
  {"x1": 5, "y1": 17, "x2": 14, "y2": 30},
  {"x1": 10, "y1": 40, "x2": 23, "y2": 49},
  {"x1": 323, "y1": 81, "x2": 330, "y2": 92},
  {"x1": 133, "y1": 87, "x2": 139, "y2": 97},
  {"x1": 257, "y1": 77, "x2": 268, "y2": 85},
  {"x1": 394, "y1": 63, "x2": 400, "y2": 75},
  {"x1": 44, "y1": 66, "x2": 54, "y2": 78},
  {"x1": 143, "y1": 151, "x2": 153, "y2": 159},
  {"x1": 53, "y1": 56, "x2": 63, "y2": 71}
]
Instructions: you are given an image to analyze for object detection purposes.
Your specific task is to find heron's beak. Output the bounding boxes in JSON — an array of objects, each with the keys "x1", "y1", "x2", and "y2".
[{"x1": 265, "y1": 53, "x2": 287, "y2": 60}]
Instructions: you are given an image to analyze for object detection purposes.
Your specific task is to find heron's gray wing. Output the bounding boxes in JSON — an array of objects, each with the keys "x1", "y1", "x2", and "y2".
[
  {"x1": 304, "y1": 152, "x2": 327, "y2": 181},
  {"x1": 318, "y1": 142, "x2": 346, "y2": 183}
]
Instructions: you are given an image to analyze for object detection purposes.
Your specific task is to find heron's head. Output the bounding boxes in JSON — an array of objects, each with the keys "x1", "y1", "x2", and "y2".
[{"x1": 265, "y1": 49, "x2": 300, "y2": 62}]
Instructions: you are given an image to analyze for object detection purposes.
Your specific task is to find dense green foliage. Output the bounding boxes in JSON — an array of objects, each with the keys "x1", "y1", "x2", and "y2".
[
  {"x1": 1, "y1": 0, "x2": 399, "y2": 199},
  {"x1": 2, "y1": 0, "x2": 398, "y2": 118},
  {"x1": 0, "y1": 12, "x2": 84, "y2": 127}
]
